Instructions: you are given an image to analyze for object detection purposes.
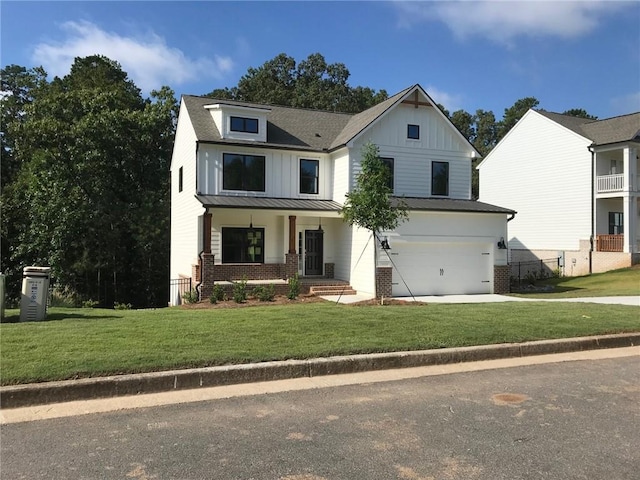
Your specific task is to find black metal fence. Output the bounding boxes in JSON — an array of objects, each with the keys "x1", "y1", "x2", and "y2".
[
  {"x1": 510, "y1": 257, "x2": 561, "y2": 288},
  {"x1": 169, "y1": 277, "x2": 192, "y2": 305}
]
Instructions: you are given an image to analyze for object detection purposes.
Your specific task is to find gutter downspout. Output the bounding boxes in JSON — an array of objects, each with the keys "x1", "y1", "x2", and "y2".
[
  {"x1": 506, "y1": 212, "x2": 516, "y2": 263},
  {"x1": 588, "y1": 144, "x2": 595, "y2": 274}
]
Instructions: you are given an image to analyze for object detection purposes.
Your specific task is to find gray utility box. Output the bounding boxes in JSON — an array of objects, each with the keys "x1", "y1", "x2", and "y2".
[{"x1": 20, "y1": 266, "x2": 51, "y2": 322}]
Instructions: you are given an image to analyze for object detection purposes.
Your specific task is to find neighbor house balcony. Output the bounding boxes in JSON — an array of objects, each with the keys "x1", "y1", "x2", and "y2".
[
  {"x1": 596, "y1": 234, "x2": 623, "y2": 252},
  {"x1": 596, "y1": 174, "x2": 624, "y2": 193}
]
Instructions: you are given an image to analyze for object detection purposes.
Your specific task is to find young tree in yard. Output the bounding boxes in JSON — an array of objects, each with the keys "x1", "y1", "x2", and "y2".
[{"x1": 340, "y1": 142, "x2": 408, "y2": 298}]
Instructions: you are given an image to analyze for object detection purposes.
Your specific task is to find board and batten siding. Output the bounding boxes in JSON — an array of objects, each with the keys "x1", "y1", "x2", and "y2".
[
  {"x1": 170, "y1": 101, "x2": 202, "y2": 282},
  {"x1": 197, "y1": 145, "x2": 332, "y2": 199},
  {"x1": 352, "y1": 104, "x2": 474, "y2": 199},
  {"x1": 479, "y1": 110, "x2": 592, "y2": 251},
  {"x1": 331, "y1": 149, "x2": 350, "y2": 204}
]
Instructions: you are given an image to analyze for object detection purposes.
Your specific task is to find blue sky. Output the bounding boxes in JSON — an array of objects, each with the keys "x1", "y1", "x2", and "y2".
[{"x1": 2, "y1": 1, "x2": 639, "y2": 119}]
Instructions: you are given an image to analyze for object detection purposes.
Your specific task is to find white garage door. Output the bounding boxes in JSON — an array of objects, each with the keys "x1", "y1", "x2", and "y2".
[{"x1": 388, "y1": 242, "x2": 493, "y2": 297}]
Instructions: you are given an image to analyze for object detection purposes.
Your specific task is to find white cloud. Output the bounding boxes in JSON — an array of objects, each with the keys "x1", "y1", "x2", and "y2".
[
  {"x1": 32, "y1": 20, "x2": 234, "y2": 92},
  {"x1": 394, "y1": 1, "x2": 627, "y2": 45},
  {"x1": 425, "y1": 85, "x2": 464, "y2": 112}
]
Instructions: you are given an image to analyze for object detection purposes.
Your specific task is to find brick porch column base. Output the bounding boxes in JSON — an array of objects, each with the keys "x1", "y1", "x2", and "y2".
[
  {"x1": 285, "y1": 253, "x2": 299, "y2": 279},
  {"x1": 200, "y1": 253, "x2": 215, "y2": 300},
  {"x1": 494, "y1": 265, "x2": 510, "y2": 294},
  {"x1": 376, "y1": 266, "x2": 392, "y2": 299}
]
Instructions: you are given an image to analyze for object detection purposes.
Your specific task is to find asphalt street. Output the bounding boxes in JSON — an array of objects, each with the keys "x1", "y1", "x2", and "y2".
[{"x1": 2, "y1": 351, "x2": 639, "y2": 480}]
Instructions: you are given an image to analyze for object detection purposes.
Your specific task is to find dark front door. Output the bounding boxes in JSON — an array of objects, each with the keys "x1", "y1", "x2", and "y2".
[{"x1": 305, "y1": 230, "x2": 324, "y2": 275}]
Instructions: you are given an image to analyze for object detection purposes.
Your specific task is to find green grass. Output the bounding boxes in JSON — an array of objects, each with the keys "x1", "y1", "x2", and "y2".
[
  {"x1": 1, "y1": 301, "x2": 638, "y2": 385},
  {"x1": 512, "y1": 266, "x2": 640, "y2": 298}
]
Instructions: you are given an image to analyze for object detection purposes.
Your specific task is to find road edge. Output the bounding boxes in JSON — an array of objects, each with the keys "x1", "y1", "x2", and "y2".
[{"x1": 2, "y1": 333, "x2": 638, "y2": 409}]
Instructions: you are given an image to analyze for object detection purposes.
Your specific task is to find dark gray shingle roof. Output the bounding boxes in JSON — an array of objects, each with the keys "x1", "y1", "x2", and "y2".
[
  {"x1": 536, "y1": 110, "x2": 640, "y2": 146},
  {"x1": 183, "y1": 96, "x2": 352, "y2": 152},
  {"x1": 182, "y1": 84, "x2": 458, "y2": 153}
]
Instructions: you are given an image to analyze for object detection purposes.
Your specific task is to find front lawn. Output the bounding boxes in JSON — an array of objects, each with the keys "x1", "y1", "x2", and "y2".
[
  {"x1": 1, "y1": 301, "x2": 638, "y2": 385},
  {"x1": 512, "y1": 265, "x2": 640, "y2": 298}
]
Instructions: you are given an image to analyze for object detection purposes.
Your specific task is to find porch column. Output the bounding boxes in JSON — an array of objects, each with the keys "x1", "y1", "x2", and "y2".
[
  {"x1": 623, "y1": 195, "x2": 637, "y2": 253},
  {"x1": 288, "y1": 216, "x2": 296, "y2": 254},
  {"x1": 285, "y1": 215, "x2": 299, "y2": 278},
  {"x1": 203, "y1": 211, "x2": 212, "y2": 254}
]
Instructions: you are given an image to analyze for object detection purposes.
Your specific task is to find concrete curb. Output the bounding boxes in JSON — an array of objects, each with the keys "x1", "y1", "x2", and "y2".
[{"x1": 2, "y1": 333, "x2": 638, "y2": 409}]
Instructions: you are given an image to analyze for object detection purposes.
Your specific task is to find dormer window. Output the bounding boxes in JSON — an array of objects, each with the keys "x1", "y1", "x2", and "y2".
[{"x1": 230, "y1": 116, "x2": 259, "y2": 134}]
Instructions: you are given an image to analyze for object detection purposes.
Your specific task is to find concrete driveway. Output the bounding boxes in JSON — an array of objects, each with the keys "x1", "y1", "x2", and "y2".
[{"x1": 323, "y1": 293, "x2": 640, "y2": 306}]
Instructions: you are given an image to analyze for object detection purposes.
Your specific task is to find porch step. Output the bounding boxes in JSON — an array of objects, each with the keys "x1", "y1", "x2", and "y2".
[{"x1": 309, "y1": 285, "x2": 357, "y2": 296}]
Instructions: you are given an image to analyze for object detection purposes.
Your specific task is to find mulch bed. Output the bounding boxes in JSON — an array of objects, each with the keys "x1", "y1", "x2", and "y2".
[{"x1": 179, "y1": 295, "x2": 426, "y2": 309}]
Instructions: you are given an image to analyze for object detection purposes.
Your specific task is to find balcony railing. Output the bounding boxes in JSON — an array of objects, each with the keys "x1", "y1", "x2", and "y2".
[
  {"x1": 596, "y1": 174, "x2": 624, "y2": 193},
  {"x1": 596, "y1": 234, "x2": 623, "y2": 252}
]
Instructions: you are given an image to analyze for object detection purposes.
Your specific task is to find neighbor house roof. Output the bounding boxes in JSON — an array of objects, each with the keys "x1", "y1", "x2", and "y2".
[{"x1": 536, "y1": 110, "x2": 640, "y2": 146}]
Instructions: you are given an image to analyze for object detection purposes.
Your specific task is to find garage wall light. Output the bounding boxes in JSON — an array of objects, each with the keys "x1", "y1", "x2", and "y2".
[{"x1": 497, "y1": 237, "x2": 507, "y2": 249}]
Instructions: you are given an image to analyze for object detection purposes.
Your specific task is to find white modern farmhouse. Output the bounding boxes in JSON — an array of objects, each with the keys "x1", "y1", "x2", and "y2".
[
  {"x1": 169, "y1": 84, "x2": 515, "y2": 305},
  {"x1": 478, "y1": 109, "x2": 640, "y2": 276}
]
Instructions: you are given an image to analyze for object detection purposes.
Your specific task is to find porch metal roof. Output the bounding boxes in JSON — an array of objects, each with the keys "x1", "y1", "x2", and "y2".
[
  {"x1": 196, "y1": 194, "x2": 515, "y2": 215},
  {"x1": 196, "y1": 195, "x2": 343, "y2": 211},
  {"x1": 393, "y1": 197, "x2": 516, "y2": 215}
]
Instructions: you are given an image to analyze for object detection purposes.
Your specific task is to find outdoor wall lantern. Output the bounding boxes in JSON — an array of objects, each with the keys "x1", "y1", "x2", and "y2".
[
  {"x1": 497, "y1": 237, "x2": 507, "y2": 249},
  {"x1": 380, "y1": 236, "x2": 391, "y2": 250},
  {"x1": 317, "y1": 217, "x2": 323, "y2": 233}
]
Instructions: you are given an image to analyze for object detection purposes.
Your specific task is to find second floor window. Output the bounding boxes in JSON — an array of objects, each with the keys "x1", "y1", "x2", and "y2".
[
  {"x1": 408, "y1": 124, "x2": 420, "y2": 140},
  {"x1": 432, "y1": 161, "x2": 449, "y2": 196},
  {"x1": 300, "y1": 159, "x2": 319, "y2": 194},
  {"x1": 230, "y1": 116, "x2": 259, "y2": 134},
  {"x1": 381, "y1": 157, "x2": 394, "y2": 192},
  {"x1": 223, "y1": 153, "x2": 265, "y2": 192}
]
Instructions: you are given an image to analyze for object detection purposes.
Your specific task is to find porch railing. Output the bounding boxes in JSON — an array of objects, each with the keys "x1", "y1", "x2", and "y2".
[
  {"x1": 596, "y1": 234, "x2": 623, "y2": 252},
  {"x1": 596, "y1": 174, "x2": 624, "y2": 193}
]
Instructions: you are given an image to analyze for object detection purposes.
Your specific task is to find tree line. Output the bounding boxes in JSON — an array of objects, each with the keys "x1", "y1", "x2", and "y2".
[{"x1": 0, "y1": 52, "x2": 594, "y2": 308}]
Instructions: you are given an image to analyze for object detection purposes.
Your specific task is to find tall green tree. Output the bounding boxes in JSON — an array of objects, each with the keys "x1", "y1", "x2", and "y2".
[
  {"x1": 2, "y1": 55, "x2": 175, "y2": 307},
  {"x1": 205, "y1": 53, "x2": 388, "y2": 113},
  {"x1": 340, "y1": 142, "x2": 408, "y2": 298},
  {"x1": 498, "y1": 97, "x2": 539, "y2": 140},
  {"x1": 1, "y1": 65, "x2": 48, "y2": 188},
  {"x1": 562, "y1": 108, "x2": 597, "y2": 119}
]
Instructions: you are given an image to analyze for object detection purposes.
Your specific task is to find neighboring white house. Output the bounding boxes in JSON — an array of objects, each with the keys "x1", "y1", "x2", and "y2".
[
  {"x1": 478, "y1": 109, "x2": 640, "y2": 277},
  {"x1": 169, "y1": 84, "x2": 515, "y2": 305}
]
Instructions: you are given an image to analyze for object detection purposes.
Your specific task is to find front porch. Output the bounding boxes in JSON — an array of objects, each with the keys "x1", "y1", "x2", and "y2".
[
  {"x1": 596, "y1": 234, "x2": 624, "y2": 252},
  {"x1": 200, "y1": 276, "x2": 356, "y2": 298}
]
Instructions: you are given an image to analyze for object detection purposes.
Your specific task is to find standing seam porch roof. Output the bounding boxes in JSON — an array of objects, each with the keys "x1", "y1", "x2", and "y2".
[{"x1": 196, "y1": 195, "x2": 516, "y2": 215}]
